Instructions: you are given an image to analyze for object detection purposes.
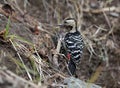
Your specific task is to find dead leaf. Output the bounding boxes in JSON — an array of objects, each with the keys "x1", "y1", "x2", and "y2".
[
  {"x1": 0, "y1": 29, "x2": 6, "y2": 36},
  {"x1": 2, "y1": 4, "x2": 15, "y2": 15}
]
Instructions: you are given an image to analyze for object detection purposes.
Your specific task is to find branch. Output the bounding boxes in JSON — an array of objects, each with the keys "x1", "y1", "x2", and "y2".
[{"x1": 53, "y1": 36, "x2": 63, "y2": 67}]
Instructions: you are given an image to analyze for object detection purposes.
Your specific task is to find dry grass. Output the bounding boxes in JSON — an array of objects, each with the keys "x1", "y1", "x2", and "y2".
[{"x1": 0, "y1": 0, "x2": 120, "y2": 88}]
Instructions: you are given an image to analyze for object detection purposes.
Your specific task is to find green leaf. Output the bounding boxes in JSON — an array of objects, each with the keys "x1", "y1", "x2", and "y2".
[{"x1": 4, "y1": 16, "x2": 11, "y2": 39}]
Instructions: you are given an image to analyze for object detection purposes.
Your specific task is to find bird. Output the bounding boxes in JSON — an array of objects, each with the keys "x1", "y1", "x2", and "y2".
[{"x1": 59, "y1": 18, "x2": 84, "y2": 75}]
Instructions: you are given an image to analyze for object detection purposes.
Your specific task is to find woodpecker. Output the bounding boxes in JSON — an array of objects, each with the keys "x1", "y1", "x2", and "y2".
[{"x1": 59, "y1": 18, "x2": 84, "y2": 75}]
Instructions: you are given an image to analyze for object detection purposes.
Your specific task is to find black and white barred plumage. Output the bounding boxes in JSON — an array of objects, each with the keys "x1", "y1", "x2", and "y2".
[
  {"x1": 64, "y1": 30, "x2": 84, "y2": 75},
  {"x1": 59, "y1": 18, "x2": 84, "y2": 75},
  {"x1": 64, "y1": 31, "x2": 84, "y2": 63}
]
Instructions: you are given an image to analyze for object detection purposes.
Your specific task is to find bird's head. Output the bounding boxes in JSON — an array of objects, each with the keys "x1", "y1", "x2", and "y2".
[{"x1": 59, "y1": 18, "x2": 77, "y2": 33}]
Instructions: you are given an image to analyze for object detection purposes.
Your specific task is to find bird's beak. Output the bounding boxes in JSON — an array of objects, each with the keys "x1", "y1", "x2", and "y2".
[
  {"x1": 57, "y1": 24, "x2": 65, "y2": 28},
  {"x1": 57, "y1": 24, "x2": 63, "y2": 26}
]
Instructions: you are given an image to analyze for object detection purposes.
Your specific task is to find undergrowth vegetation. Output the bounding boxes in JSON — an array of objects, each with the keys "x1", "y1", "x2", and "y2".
[{"x1": 0, "y1": 0, "x2": 120, "y2": 88}]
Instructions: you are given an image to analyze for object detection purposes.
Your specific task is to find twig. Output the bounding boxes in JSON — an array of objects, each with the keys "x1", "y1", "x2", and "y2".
[
  {"x1": 34, "y1": 46, "x2": 44, "y2": 86},
  {"x1": 9, "y1": 39, "x2": 32, "y2": 81},
  {"x1": 102, "y1": 11, "x2": 111, "y2": 29},
  {"x1": 50, "y1": 83, "x2": 66, "y2": 88},
  {"x1": 53, "y1": 36, "x2": 63, "y2": 67},
  {"x1": 83, "y1": 6, "x2": 120, "y2": 13}
]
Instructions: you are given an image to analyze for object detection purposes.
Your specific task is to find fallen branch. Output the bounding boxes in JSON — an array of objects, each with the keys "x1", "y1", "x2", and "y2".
[{"x1": 0, "y1": 69, "x2": 45, "y2": 88}]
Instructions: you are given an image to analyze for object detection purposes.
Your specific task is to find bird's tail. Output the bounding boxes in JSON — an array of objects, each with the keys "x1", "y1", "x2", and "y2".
[{"x1": 68, "y1": 59, "x2": 76, "y2": 75}]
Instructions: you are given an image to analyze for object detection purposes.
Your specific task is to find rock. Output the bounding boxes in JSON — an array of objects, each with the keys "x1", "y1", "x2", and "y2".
[{"x1": 64, "y1": 77, "x2": 102, "y2": 88}]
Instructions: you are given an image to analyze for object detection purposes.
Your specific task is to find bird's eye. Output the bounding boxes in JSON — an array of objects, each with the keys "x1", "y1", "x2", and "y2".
[{"x1": 64, "y1": 21, "x2": 67, "y2": 23}]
